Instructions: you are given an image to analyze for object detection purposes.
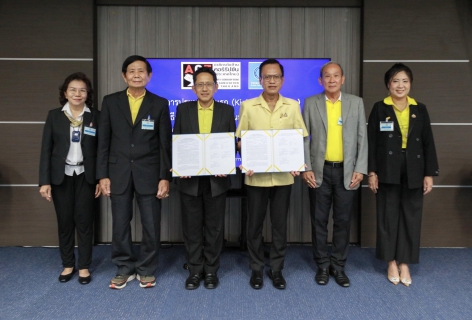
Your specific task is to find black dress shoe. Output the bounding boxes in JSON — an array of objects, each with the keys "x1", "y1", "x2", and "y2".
[
  {"x1": 315, "y1": 267, "x2": 329, "y2": 285},
  {"x1": 203, "y1": 273, "x2": 219, "y2": 289},
  {"x1": 185, "y1": 274, "x2": 202, "y2": 290},
  {"x1": 78, "y1": 275, "x2": 92, "y2": 285},
  {"x1": 329, "y1": 266, "x2": 350, "y2": 287},
  {"x1": 58, "y1": 268, "x2": 75, "y2": 283},
  {"x1": 268, "y1": 270, "x2": 286, "y2": 290},
  {"x1": 250, "y1": 270, "x2": 263, "y2": 289}
]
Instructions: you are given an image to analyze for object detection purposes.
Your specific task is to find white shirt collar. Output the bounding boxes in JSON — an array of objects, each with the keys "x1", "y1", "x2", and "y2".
[
  {"x1": 325, "y1": 92, "x2": 342, "y2": 102},
  {"x1": 61, "y1": 102, "x2": 91, "y2": 117}
]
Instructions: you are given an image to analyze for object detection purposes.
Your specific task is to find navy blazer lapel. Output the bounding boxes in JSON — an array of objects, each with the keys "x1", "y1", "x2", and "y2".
[
  {"x1": 118, "y1": 90, "x2": 133, "y2": 127},
  {"x1": 408, "y1": 105, "x2": 419, "y2": 136},
  {"x1": 210, "y1": 102, "x2": 222, "y2": 133},
  {"x1": 134, "y1": 92, "x2": 153, "y2": 128},
  {"x1": 189, "y1": 101, "x2": 200, "y2": 133}
]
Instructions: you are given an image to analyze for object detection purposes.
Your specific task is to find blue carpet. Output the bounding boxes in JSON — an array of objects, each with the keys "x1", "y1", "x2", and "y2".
[{"x1": 0, "y1": 245, "x2": 470, "y2": 320}]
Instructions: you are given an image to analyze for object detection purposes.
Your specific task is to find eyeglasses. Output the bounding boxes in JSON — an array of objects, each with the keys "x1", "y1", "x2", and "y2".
[
  {"x1": 67, "y1": 88, "x2": 87, "y2": 94},
  {"x1": 195, "y1": 82, "x2": 215, "y2": 89},
  {"x1": 261, "y1": 75, "x2": 282, "y2": 82}
]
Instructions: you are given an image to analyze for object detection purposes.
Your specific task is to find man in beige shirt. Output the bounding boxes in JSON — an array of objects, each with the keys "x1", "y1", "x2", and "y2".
[{"x1": 236, "y1": 59, "x2": 307, "y2": 290}]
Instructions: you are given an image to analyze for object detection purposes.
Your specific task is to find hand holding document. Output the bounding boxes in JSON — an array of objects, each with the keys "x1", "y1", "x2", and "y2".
[
  {"x1": 172, "y1": 132, "x2": 236, "y2": 177},
  {"x1": 240, "y1": 129, "x2": 305, "y2": 173}
]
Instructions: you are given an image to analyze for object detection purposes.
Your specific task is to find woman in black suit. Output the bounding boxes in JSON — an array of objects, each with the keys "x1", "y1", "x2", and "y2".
[
  {"x1": 39, "y1": 72, "x2": 100, "y2": 284},
  {"x1": 367, "y1": 64, "x2": 439, "y2": 287}
]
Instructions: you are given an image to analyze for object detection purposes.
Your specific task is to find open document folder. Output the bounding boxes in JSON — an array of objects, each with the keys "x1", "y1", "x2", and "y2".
[
  {"x1": 240, "y1": 129, "x2": 305, "y2": 173},
  {"x1": 172, "y1": 132, "x2": 236, "y2": 177}
]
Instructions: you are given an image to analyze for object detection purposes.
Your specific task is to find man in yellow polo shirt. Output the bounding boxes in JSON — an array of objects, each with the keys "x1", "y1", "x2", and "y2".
[
  {"x1": 173, "y1": 67, "x2": 236, "y2": 290},
  {"x1": 236, "y1": 59, "x2": 308, "y2": 290},
  {"x1": 301, "y1": 62, "x2": 367, "y2": 287}
]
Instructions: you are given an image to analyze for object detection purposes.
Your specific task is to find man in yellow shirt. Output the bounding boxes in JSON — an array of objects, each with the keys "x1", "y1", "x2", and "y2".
[
  {"x1": 301, "y1": 62, "x2": 367, "y2": 287},
  {"x1": 236, "y1": 59, "x2": 308, "y2": 290},
  {"x1": 173, "y1": 67, "x2": 236, "y2": 290},
  {"x1": 97, "y1": 55, "x2": 172, "y2": 289}
]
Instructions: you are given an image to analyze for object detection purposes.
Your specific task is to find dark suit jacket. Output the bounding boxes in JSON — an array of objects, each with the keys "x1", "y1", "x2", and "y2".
[
  {"x1": 368, "y1": 100, "x2": 439, "y2": 189},
  {"x1": 173, "y1": 101, "x2": 236, "y2": 197},
  {"x1": 96, "y1": 89, "x2": 172, "y2": 195},
  {"x1": 39, "y1": 107, "x2": 100, "y2": 186}
]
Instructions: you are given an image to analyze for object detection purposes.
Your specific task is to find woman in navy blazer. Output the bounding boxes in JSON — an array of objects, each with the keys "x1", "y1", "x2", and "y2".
[
  {"x1": 39, "y1": 72, "x2": 100, "y2": 284},
  {"x1": 367, "y1": 64, "x2": 439, "y2": 287}
]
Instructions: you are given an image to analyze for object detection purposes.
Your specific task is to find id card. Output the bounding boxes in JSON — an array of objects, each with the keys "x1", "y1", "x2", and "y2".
[
  {"x1": 142, "y1": 119, "x2": 154, "y2": 130},
  {"x1": 337, "y1": 116, "x2": 343, "y2": 126},
  {"x1": 84, "y1": 126, "x2": 96, "y2": 136},
  {"x1": 380, "y1": 121, "x2": 394, "y2": 131},
  {"x1": 72, "y1": 130, "x2": 81, "y2": 142}
]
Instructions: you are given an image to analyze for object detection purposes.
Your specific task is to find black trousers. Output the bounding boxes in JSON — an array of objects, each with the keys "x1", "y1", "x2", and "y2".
[
  {"x1": 180, "y1": 177, "x2": 226, "y2": 275},
  {"x1": 376, "y1": 153, "x2": 423, "y2": 264},
  {"x1": 246, "y1": 185, "x2": 292, "y2": 272},
  {"x1": 309, "y1": 165, "x2": 356, "y2": 271},
  {"x1": 110, "y1": 175, "x2": 162, "y2": 276},
  {"x1": 51, "y1": 172, "x2": 96, "y2": 269}
]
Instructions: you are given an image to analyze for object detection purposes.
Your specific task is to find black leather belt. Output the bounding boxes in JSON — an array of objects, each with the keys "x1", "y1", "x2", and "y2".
[{"x1": 324, "y1": 160, "x2": 343, "y2": 168}]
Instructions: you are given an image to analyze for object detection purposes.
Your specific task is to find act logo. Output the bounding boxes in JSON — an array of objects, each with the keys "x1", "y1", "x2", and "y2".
[{"x1": 181, "y1": 63, "x2": 213, "y2": 89}]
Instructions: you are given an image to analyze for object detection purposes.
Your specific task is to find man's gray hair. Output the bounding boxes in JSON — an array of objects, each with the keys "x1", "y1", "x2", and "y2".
[{"x1": 319, "y1": 61, "x2": 344, "y2": 77}]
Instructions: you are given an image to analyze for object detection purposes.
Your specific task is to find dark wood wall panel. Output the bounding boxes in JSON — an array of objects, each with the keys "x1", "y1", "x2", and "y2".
[
  {"x1": 363, "y1": 62, "x2": 472, "y2": 122},
  {"x1": 97, "y1": 0, "x2": 362, "y2": 7},
  {"x1": 0, "y1": 125, "x2": 43, "y2": 184},
  {"x1": 362, "y1": 0, "x2": 472, "y2": 247},
  {"x1": 3, "y1": 0, "x2": 470, "y2": 248},
  {"x1": 0, "y1": 0, "x2": 93, "y2": 58},
  {"x1": 0, "y1": 0, "x2": 94, "y2": 246},
  {"x1": 431, "y1": 126, "x2": 472, "y2": 186},
  {"x1": 0, "y1": 188, "x2": 58, "y2": 246},
  {"x1": 361, "y1": 188, "x2": 472, "y2": 247},
  {"x1": 364, "y1": 0, "x2": 468, "y2": 60},
  {"x1": 421, "y1": 188, "x2": 472, "y2": 247},
  {"x1": 0, "y1": 61, "x2": 94, "y2": 121}
]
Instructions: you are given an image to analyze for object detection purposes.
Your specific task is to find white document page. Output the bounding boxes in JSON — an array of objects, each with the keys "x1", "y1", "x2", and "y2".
[
  {"x1": 240, "y1": 130, "x2": 273, "y2": 173},
  {"x1": 172, "y1": 134, "x2": 204, "y2": 177},
  {"x1": 272, "y1": 129, "x2": 305, "y2": 172},
  {"x1": 204, "y1": 132, "x2": 236, "y2": 175}
]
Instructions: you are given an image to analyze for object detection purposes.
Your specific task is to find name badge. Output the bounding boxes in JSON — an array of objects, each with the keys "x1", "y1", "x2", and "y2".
[
  {"x1": 380, "y1": 121, "x2": 394, "y2": 131},
  {"x1": 142, "y1": 119, "x2": 154, "y2": 130},
  {"x1": 337, "y1": 117, "x2": 343, "y2": 126},
  {"x1": 72, "y1": 130, "x2": 81, "y2": 142},
  {"x1": 84, "y1": 127, "x2": 96, "y2": 136}
]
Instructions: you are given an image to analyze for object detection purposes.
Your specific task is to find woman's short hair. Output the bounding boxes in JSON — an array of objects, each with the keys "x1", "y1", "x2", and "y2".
[
  {"x1": 59, "y1": 72, "x2": 94, "y2": 107},
  {"x1": 384, "y1": 63, "x2": 413, "y2": 89}
]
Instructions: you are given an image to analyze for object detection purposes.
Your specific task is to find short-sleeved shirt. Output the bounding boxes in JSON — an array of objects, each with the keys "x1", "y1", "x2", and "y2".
[{"x1": 235, "y1": 94, "x2": 308, "y2": 187}]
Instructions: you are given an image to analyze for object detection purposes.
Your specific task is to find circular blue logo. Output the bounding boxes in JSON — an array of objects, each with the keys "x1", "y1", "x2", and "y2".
[{"x1": 253, "y1": 66, "x2": 260, "y2": 79}]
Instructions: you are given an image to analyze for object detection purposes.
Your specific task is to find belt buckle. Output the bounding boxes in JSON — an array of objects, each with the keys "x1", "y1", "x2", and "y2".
[{"x1": 327, "y1": 161, "x2": 342, "y2": 168}]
